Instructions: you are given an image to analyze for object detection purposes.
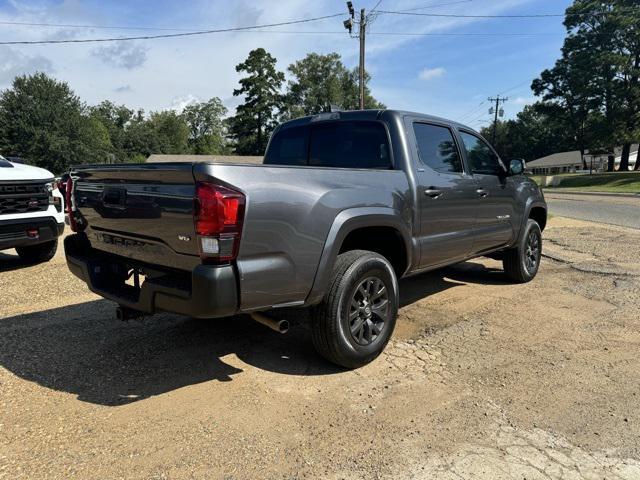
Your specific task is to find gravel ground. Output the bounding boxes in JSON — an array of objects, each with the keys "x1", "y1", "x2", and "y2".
[{"x1": 1, "y1": 217, "x2": 639, "y2": 479}]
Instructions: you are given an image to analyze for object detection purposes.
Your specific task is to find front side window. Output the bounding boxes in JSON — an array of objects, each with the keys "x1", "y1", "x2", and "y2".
[
  {"x1": 413, "y1": 123, "x2": 462, "y2": 173},
  {"x1": 309, "y1": 121, "x2": 391, "y2": 169},
  {"x1": 459, "y1": 131, "x2": 505, "y2": 176}
]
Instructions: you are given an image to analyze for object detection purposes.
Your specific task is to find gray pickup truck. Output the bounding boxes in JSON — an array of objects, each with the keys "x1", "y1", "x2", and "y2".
[{"x1": 64, "y1": 109, "x2": 546, "y2": 368}]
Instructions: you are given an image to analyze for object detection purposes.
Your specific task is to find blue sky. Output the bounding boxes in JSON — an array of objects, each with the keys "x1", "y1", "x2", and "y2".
[{"x1": 0, "y1": 0, "x2": 573, "y2": 128}]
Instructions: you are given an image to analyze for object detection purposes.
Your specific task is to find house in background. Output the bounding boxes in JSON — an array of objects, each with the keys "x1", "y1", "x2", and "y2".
[
  {"x1": 526, "y1": 151, "x2": 585, "y2": 175},
  {"x1": 528, "y1": 144, "x2": 638, "y2": 174},
  {"x1": 146, "y1": 154, "x2": 263, "y2": 164}
]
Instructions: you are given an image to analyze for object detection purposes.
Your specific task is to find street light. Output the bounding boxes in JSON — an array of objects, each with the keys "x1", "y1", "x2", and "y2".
[
  {"x1": 347, "y1": 1, "x2": 355, "y2": 18},
  {"x1": 343, "y1": 18, "x2": 353, "y2": 34}
]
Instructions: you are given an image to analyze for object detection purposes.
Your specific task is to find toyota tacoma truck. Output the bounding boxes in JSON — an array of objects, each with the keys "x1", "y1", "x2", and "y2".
[
  {"x1": 64, "y1": 110, "x2": 546, "y2": 368},
  {"x1": 0, "y1": 156, "x2": 64, "y2": 262}
]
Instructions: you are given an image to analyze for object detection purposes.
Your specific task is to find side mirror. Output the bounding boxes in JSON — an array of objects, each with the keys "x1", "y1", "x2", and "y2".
[{"x1": 508, "y1": 159, "x2": 525, "y2": 176}]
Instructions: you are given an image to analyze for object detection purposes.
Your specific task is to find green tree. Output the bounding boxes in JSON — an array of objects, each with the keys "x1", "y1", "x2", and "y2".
[
  {"x1": 565, "y1": 0, "x2": 640, "y2": 170},
  {"x1": 532, "y1": 56, "x2": 599, "y2": 169},
  {"x1": 480, "y1": 103, "x2": 575, "y2": 162},
  {"x1": 341, "y1": 68, "x2": 385, "y2": 111},
  {"x1": 79, "y1": 115, "x2": 113, "y2": 164},
  {"x1": 228, "y1": 48, "x2": 285, "y2": 155},
  {"x1": 182, "y1": 98, "x2": 228, "y2": 154},
  {"x1": 0, "y1": 72, "x2": 92, "y2": 173},
  {"x1": 121, "y1": 109, "x2": 159, "y2": 159},
  {"x1": 147, "y1": 110, "x2": 190, "y2": 154},
  {"x1": 88, "y1": 100, "x2": 134, "y2": 161},
  {"x1": 533, "y1": 0, "x2": 640, "y2": 170},
  {"x1": 283, "y1": 52, "x2": 384, "y2": 118}
]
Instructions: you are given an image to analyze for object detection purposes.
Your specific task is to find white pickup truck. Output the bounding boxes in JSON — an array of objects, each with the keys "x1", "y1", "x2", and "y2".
[{"x1": 0, "y1": 156, "x2": 65, "y2": 262}]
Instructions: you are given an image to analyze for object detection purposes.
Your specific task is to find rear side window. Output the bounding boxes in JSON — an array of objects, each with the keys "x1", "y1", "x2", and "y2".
[
  {"x1": 459, "y1": 131, "x2": 505, "y2": 176},
  {"x1": 412, "y1": 123, "x2": 462, "y2": 173},
  {"x1": 309, "y1": 121, "x2": 390, "y2": 169},
  {"x1": 263, "y1": 126, "x2": 308, "y2": 166},
  {"x1": 265, "y1": 121, "x2": 391, "y2": 169}
]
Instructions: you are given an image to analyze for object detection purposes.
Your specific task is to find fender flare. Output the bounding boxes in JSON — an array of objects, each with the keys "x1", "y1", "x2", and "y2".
[
  {"x1": 521, "y1": 200, "x2": 547, "y2": 234},
  {"x1": 305, "y1": 206, "x2": 413, "y2": 305}
]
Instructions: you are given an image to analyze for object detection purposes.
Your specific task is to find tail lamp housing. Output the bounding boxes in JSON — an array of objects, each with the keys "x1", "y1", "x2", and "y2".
[
  {"x1": 194, "y1": 182, "x2": 245, "y2": 263},
  {"x1": 64, "y1": 177, "x2": 85, "y2": 232}
]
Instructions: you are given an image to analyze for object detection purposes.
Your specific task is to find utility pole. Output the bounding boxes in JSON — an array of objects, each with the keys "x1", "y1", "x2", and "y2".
[
  {"x1": 358, "y1": 8, "x2": 366, "y2": 110},
  {"x1": 344, "y1": 2, "x2": 374, "y2": 110},
  {"x1": 487, "y1": 95, "x2": 508, "y2": 145}
]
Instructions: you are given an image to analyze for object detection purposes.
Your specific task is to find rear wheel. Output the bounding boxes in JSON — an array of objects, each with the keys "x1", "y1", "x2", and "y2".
[
  {"x1": 311, "y1": 250, "x2": 399, "y2": 368},
  {"x1": 503, "y1": 219, "x2": 542, "y2": 283},
  {"x1": 16, "y1": 239, "x2": 58, "y2": 264}
]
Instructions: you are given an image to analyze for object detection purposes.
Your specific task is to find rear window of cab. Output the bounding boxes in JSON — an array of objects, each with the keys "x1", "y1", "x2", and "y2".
[{"x1": 264, "y1": 121, "x2": 391, "y2": 169}]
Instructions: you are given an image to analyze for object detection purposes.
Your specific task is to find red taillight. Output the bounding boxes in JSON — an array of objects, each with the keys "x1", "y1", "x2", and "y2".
[
  {"x1": 194, "y1": 182, "x2": 245, "y2": 262},
  {"x1": 65, "y1": 176, "x2": 85, "y2": 232}
]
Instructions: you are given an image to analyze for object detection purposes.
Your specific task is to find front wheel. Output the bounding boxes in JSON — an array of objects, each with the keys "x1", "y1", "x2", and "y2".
[
  {"x1": 311, "y1": 250, "x2": 399, "y2": 368},
  {"x1": 16, "y1": 239, "x2": 58, "y2": 264},
  {"x1": 503, "y1": 219, "x2": 542, "y2": 283}
]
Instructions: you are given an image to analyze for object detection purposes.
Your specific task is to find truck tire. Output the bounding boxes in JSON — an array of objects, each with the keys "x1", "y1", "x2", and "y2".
[
  {"x1": 311, "y1": 250, "x2": 399, "y2": 368},
  {"x1": 503, "y1": 219, "x2": 542, "y2": 283},
  {"x1": 16, "y1": 239, "x2": 58, "y2": 264}
]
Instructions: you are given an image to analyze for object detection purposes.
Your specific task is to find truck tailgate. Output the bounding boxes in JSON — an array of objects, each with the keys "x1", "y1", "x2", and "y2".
[{"x1": 73, "y1": 163, "x2": 199, "y2": 270}]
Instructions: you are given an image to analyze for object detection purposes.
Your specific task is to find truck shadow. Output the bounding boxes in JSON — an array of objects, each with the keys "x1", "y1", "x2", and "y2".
[
  {"x1": 400, "y1": 260, "x2": 509, "y2": 307},
  {"x1": 0, "y1": 261, "x2": 508, "y2": 406},
  {"x1": 0, "y1": 251, "x2": 39, "y2": 273}
]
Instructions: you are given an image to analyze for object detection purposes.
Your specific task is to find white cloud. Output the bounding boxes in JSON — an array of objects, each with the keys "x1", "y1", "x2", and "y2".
[
  {"x1": 92, "y1": 43, "x2": 148, "y2": 70},
  {"x1": 418, "y1": 67, "x2": 446, "y2": 81},
  {"x1": 0, "y1": 48, "x2": 54, "y2": 87},
  {"x1": 170, "y1": 94, "x2": 200, "y2": 113}
]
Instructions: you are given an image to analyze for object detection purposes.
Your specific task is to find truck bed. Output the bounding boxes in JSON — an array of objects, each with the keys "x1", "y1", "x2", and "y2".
[{"x1": 69, "y1": 161, "x2": 411, "y2": 312}]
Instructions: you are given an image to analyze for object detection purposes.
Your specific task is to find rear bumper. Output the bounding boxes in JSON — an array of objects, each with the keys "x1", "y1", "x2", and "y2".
[
  {"x1": 0, "y1": 217, "x2": 64, "y2": 250},
  {"x1": 64, "y1": 234, "x2": 238, "y2": 318}
]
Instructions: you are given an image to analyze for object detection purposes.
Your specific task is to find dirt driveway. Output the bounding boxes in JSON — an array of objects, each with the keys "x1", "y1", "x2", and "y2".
[{"x1": 1, "y1": 217, "x2": 639, "y2": 479}]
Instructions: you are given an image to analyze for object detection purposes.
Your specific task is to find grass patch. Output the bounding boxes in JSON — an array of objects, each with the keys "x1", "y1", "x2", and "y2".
[
  {"x1": 533, "y1": 172, "x2": 640, "y2": 193},
  {"x1": 554, "y1": 172, "x2": 640, "y2": 193}
]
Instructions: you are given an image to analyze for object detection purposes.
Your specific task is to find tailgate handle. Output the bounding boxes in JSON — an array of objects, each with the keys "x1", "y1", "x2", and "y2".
[{"x1": 102, "y1": 187, "x2": 127, "y2": 209}]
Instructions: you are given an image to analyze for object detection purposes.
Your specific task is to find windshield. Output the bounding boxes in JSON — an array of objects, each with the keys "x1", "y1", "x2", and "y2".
[{"x1": 0, "y1": 156, "x2": 13, "y2": 168}]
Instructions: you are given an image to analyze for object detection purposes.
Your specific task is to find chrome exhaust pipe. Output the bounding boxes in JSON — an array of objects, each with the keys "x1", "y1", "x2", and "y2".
[{"x1": 250, "y1": 312, "x2": 289, "y2": 334}]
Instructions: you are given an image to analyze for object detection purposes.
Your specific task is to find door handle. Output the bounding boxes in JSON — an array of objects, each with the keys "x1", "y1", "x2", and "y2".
[
  {"x1": 476, "y1": 188, "x2": 489, "y2": 198},
  {"x1": 425, "y1": 188, "x2": 443, "y2": 198}
]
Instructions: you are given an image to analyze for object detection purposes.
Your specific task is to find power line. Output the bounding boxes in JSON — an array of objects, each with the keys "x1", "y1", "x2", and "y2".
[
  {"x1": 0, "y1": 28, "x2": 603, "y2": 37},
  {"x1": 498, "y1": 79, "x2": 532, "y2": 96},
  {"x1": 0, "y1": 12, "x2": 345, "y2": 45},
  {"x1": 370, "y1": 0, "x2": 384, "y2": 15},
  {"x1": 0, "y1": 1, "x2": 472, "y2": 32},
  {"x1": 370, "y1": 31, "x2": 568, "y2": 36},
  {"x1": 378, "y1": 10, "x2": 613, "y2": 18},
  {"x1": 0, "y1": 1, "x2": 470, "y2": 32},
  {"x1": 458, "y1": 101, "x2": 487, "y2": 121},
  {"x1": 399, "y1": 0, "x2": 473, "y2": 12},
  {"x1": 0, "y1": 20, "x2": 189, "y2": 31}
]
